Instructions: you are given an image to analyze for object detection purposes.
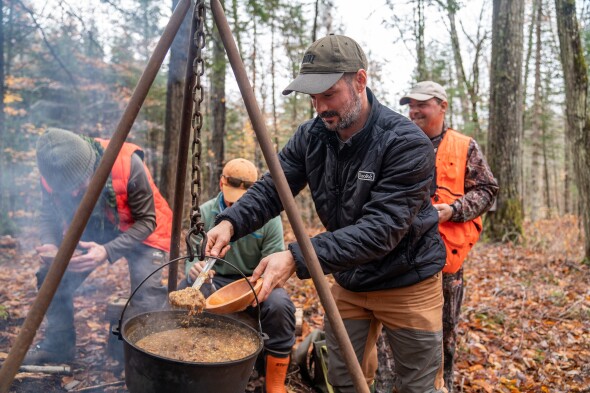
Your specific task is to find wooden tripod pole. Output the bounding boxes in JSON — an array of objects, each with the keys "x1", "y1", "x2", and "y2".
[{"x1": 210, "y1": 1, "x2": 370, "y2": 392}]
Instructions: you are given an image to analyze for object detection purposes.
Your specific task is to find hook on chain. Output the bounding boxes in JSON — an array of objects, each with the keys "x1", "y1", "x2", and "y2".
[{"x1": 184, "y1": 224, "x2": 207, "y2": 262}]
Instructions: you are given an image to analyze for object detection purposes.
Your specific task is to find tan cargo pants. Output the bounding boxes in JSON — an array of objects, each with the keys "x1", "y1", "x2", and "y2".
[{"x1": 324, "y1": 273, "x2": 447, "y2": 393}]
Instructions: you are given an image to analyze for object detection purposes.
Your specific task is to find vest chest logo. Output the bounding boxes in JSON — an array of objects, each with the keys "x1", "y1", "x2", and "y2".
[{"x1": 358, "y1": 171, "x2": 375, "y2": 182}]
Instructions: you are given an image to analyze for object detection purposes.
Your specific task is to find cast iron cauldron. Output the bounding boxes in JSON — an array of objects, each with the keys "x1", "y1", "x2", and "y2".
[
  {"x1": 119, "y1": 310, "x2": 263, "y2": 393},
  {"x1": 113, "y1": 257, "x2": 266, "y2": 393}
]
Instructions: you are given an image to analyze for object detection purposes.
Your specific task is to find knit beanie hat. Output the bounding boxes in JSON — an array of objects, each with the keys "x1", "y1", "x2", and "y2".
[{"x1": 36, "y1": 128, "x2": 97, "y2": 192}]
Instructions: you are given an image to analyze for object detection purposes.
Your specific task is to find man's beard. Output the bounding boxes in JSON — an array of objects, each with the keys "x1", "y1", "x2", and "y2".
[{"x1": 320, "y1": 85, "x2": 362, "y2": 132}]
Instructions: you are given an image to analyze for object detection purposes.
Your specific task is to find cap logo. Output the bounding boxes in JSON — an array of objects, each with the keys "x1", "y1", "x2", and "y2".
[
  {"x1": 302, "y1": 54, "x2": 315, "y2": 64},
  {"x1": 358, "y1": 171, "x2": 375, "y2": 182}
]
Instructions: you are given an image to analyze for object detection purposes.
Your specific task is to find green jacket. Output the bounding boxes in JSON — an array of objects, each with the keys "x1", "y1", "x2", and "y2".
[{"x1": 186, "y1": 192, "x2": 284, "y2": 277}]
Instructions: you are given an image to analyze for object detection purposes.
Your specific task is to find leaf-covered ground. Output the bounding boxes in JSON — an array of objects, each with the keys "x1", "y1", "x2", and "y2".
[{"x1": 0, "y1": 216, "x2": 588, "y2": 392}]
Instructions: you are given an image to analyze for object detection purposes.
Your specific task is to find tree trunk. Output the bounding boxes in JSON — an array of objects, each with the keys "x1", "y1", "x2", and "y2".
[
  {"x1": 270, "y1": 16, "x2": 278, "y2": 146},
  {"x1": 0, "y1": 0, "x2": 6, "y2": 217},
  {"x1": 465, "y1": 9, "x2": 486, "y2": 144},
  {"x1": 564, "y1": 122, "x2": 571, "y2": 213},
  {"x1": 446, "y1": 0, "x2": 470, "y2": 125},
  {"x1": 0, "y1": 0, "x2": 4, "y2": 143},
  {"x1": 521, "y1": 0, "x2": 536, "y2": 211},
  {"x1": 0, "y1": 0, "x2": 14, "y2": 236},
  {"x1": 544, "y1": 68, "x2": 557, "y2": 217},
  {"x1": 231, "y1": 0, "x2": 243, "y2": 57},
  {"x1": 415, "y1": 0, "x2": 428, "y2": 80},
  {"x1": 542, "y1": 122, "x2": 552, "y2": 217},
  {"x1": 160, "y1": 0, "x2": 191, "y2": 202},
  {"x1": 486, "y1": 0, "x2": 525, "y2": 242},
  {"x1": 309, "y1": 0, "x2": 320, "y2": 119},
  {"x1": 555, "y1": 0, "x2": 590, "y2": 260},
  {"x1": 250, "y1": 12, "x2": 263, "y2": 172},
  {"x1": 530, "y1": 0, "x2": 543, "y2": 221},
  {"x1": 209, "y1": 13, "x2": 227, "y2": 199}
]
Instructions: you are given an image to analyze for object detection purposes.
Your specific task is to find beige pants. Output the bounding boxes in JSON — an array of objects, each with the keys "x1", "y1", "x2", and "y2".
[{"x1": 324, "y1": 273, "x2": 446, "y2": 393}]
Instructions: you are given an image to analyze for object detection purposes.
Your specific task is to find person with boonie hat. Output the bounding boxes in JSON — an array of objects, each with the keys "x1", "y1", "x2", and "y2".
[
  {"x1": 25, "y1": 128, "x2": 173, "y2": 365},
  {"x1": 205, "y1": 35, "x2": 448, "y2": 393},
  {"x1": 184, "y1": 158, "x2": 293, "y2": 393},
  {"x1": 398, "y1": 81, "x2": 498, "y2": 392}
]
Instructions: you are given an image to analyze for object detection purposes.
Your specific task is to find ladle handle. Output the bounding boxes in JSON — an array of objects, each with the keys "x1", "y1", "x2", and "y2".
[{"x1": 191, "y1": 257, "x2": 216, "y2": 289}]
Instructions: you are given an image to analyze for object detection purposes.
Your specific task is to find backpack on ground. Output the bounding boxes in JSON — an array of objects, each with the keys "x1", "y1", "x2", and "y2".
[{"x1": 292, "y1": 329, "x2": 334, "y2": 393}]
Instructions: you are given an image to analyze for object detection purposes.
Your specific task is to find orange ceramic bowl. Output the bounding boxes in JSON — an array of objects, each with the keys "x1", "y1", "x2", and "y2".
[{"x1": 205, "y1": 277, "x2": 263, "y2": 314}]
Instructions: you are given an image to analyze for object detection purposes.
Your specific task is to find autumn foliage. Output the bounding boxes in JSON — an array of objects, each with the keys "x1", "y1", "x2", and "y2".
[{"x1": 0, "y1": 216, "x2": 588, "y2": 392}]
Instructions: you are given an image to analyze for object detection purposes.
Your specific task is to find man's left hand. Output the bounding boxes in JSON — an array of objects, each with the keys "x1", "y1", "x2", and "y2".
[
  {"x1": 68, "y1": 241, "x2": 108, "y2": 273},
  {"x1": 250, "y1": 250, "x2": 296, "y2": 304},
  {"x1": 188, "y1": 260, "x2": 216, "y2": 283}
]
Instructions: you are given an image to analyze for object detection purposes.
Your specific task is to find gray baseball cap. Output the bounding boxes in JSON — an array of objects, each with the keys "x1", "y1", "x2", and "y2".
[
  {"x1": 399, "y1": 81, "x2": 448, "y2": 105},
  {"x1": 282, "y1": 34, "x2": 368, "y2": 95}
]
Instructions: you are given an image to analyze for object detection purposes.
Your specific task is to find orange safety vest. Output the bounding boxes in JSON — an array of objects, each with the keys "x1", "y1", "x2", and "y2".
[
  {"x1": 433, "y1": 129, "x2": 482, "y2": 274},
  {"x1": 41, "y1": 139, "x2": 172, "y2": 253},
  {"x1": 96, "y1": 139, "x2": 172, "y2": 252}
]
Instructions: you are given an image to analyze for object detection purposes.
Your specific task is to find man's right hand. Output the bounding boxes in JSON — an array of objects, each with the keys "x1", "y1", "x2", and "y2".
[
  {"x1": 433, "y1": 203, "x2": 453, "y2": 223},
  {"x1": 205, "y1": 220, "x2": 234, "y2": 258}
]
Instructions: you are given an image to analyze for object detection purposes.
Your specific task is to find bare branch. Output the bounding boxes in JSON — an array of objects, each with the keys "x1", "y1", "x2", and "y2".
[
  {"x1": 382, "y1": 2, "x2": 416, "y2": 63},
  {"x1": 14, "y1": 0, "x2": 78, "y2": 89},
  {"x1": 59, "y1": 0, "x2": 106, "y2": 56}
]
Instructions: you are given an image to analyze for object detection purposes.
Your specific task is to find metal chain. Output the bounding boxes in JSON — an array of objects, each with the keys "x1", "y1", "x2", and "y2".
[{"x1": 188, "y1": 0, "x2": 207, "y2": 260}]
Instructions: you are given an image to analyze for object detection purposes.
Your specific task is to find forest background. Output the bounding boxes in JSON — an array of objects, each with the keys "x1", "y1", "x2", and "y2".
[
  {"x1": 0, "y1": 0, "x2": 589, "y2": 392},
  {"x1": 0, "y1": 0, "x2": 590, "y2": 249}
]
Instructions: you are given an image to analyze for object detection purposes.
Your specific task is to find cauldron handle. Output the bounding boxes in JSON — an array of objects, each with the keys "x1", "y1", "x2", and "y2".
[{"x1": 114, "y1": 256, "x2": 268, "y2": 342}]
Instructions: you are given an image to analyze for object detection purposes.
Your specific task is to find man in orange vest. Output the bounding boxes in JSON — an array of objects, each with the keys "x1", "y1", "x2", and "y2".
[
  {"x1": 24, "y1": 128, "x2": 173, "y2": 365},
  {"x1": 400, "y1": 81, "x2": 498, "y2": 392}
]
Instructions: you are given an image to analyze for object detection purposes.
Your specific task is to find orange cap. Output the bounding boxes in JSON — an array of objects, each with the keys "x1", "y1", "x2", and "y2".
[{"x1": 221, "y1": 158, "x2": 258, "y2": 204}]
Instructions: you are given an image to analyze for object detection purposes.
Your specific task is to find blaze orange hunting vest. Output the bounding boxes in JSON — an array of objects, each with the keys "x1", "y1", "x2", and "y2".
[
  {"x1": 433, "y1": 129, "x2": 482, "y2": 274},
  {"x1": 42, "y1": 139, "x2": 172, "y2": 253},
  {"x1": 96, "y1": 139, "x2": 172, "y2": 252}
]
